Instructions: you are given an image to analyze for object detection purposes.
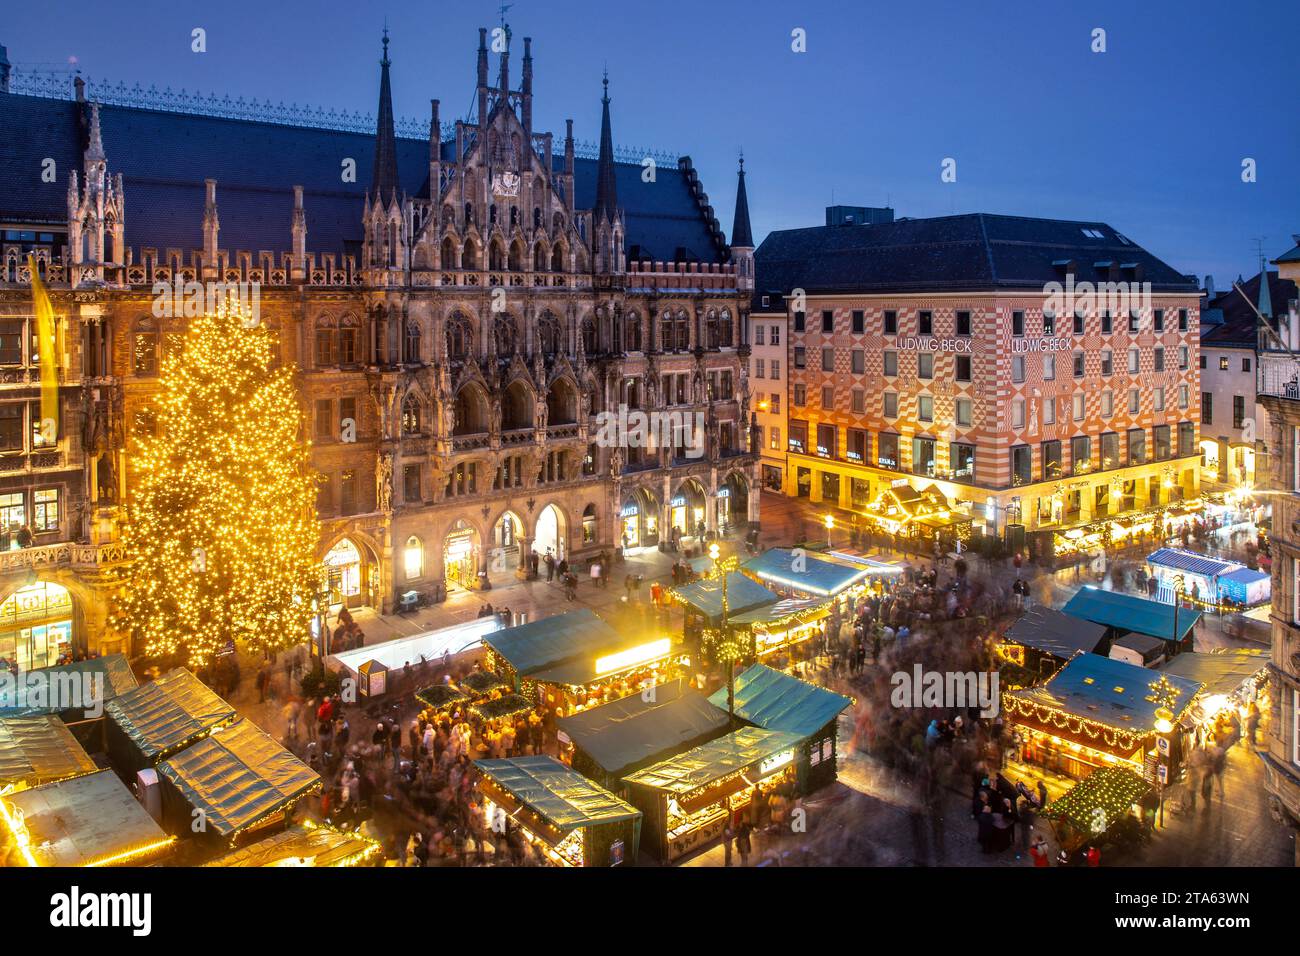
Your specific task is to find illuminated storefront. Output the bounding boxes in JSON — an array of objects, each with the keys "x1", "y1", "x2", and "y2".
[
  {"x1": 0, "y1": 581, "x2": 74, "y2": 671},
  {"x1": 442, "y1": 520, "x2": 479, "y2": 592},
  {"x1": 619, "y1": 487, "x2": 660, "y2": 550}
]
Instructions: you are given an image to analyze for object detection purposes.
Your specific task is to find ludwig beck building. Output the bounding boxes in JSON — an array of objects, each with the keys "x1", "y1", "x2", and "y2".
[{"x1": 0, "y1": 29, "x2": 759, "y2": 663}]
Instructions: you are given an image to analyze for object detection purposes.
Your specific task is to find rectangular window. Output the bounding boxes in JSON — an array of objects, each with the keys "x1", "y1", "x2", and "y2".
[
  {"x1": 816, "y1": 423, "x2": 836, "y2": 457},
  {"x1": 1128, "y1": 312, "x2": 1140, "y2": 333},
  {"x1": 1178, "y1": 421, "x2": 1194, "y2": 457},
  {"x1": 1128, "y1": 388, "x2": 1140, "y2": 414},
  {"x1": 1043, "y1": 312, "x2": 1056, "y2": 336},
  {"x1": 770, "y1": 326, "x2": 780, "y2": 345},
  {"x1": 1073, "y1": 351, "x2": 1085, "y2": 378},
  {"x1": 1042, "y1": 440, "x2": 1062, "y2": 480},
  {"x1": 770, "y1": 392, "x2": 780, "y2": 413},
  {"x1": 918, "y1": 395, "x2": 934, "y2": 422},
  {"x1": 340, "y1": 470, "x2": 357, "y2": 515},
  {"x1": 883, "y1": 351, "x2": 898, "y2": 377},
  {"x1": 1127, "y1": 428, "x2": 1146, "y2": 465},
  {"x1": 1012, "y1": 356, "x2": 1025, "y2": 383},
  {"x1": 883, "y1": 310, "x2": 898, "y2": 335},
  {"x1": 793, "y1": 311, "x2": 806, "y2": 332},
  {"x1": 33, "y1": 487, "x2": 59, "y2": 533},
  {"x1": 1012, "y1": 311, "x2": 1025, "y2": 337},
  {"x1": 1201, "y1": 392, "x2": 1213, "y2": 425},
  {"x1": 315, "y1": 399, "x2": 332, "y2": 439},
  {"x1": 956, "y1": 354, "x2": 972, "y2": 382},
  {"x1": 1154, "y1": 386, "x2": 1165, "y2": 411},
  {"x1": 1178, "y1": 309, "x2": 1189, "y2": 331},
  {"x1": 1043, "y1": 396, "x2": 1056, "y2": 425},
  {"x1": 1128, "y1": 348, "x2": 1140, "y2": 374},
  {"x1": 1154, "y1": 424, "x2": 1171, "y2": 460},
  {"x1": 1101, "y1": 350, "x2": 1113, "y2": 375},
  {"x1": 769, "y1": 426, "x2": 781, "y2": 451},
  {"x1": 793, "y1": 384, "x2": 806, "y2": 407},
  {"x1": 794, "y1": 346, "x2": 806, "y2": 369},
  {"x1": 1154, "y1": 347, "x2": 1165, "y2": 372},
  {"x1": 1101, "y1": 390, "x2": 1113, "y2": 417},
  {"x1": 851, "y1": 350, "x2": 864, "y2": 374},
  {"x1": 822, "y1": 347, "x2": 834, "y2": 372},
  {"x1": 1011, "y1": 445, "x2": 1032, "y2": 485},
  {"x1": 1071, "y1": 436, "x2": 1091, "y2": 474},
  {"x1": 315, "y1": 328, "x2": 335, "y2": 366},
  {"x1": 1243, "y1": 357, "x2": 1252, "y2": 373},
  {"x1": 1073, "y1": 312, "x2": 1085, "y2": 335},
  {"x1": 404, "y1": 464, "x2": 421, "y2": 503},
  {"x1": 1012, "y1": 398, "x2": 1025, "y2": 429},
  {"x1": 956, "y1": 398, "x2": 972, "y2": 427},
  {"x1": 1101, "y1": 432, "x2": 1119, "y2": 469},
  {"x1": 851, "y1": 388, "x2": 865, "y2": 414},
  {"x1": 1234, "y1": 395, "x2": 1246, "y2": 429},
  {"x1": 847, "y1": 428, "x2": 869, "y2": 462},
  {"x1": 1179, "y1": 385, "x2": 1189, "y2": 409},
  {"x1": 878, "y1": 432, "x2": 899, "y2": 469},
  {"x1": 1073, "y1": 393, "x2": 1085, "y2": 421},
  {"x1": 912, "y1": 437, "x2": 935, "y2": 476},
  {"x1": 822, "y1": 385, "x2": 834, "y2": 408},
  {"x1": 1043, "y1": 355, "x2": 1056, "y2": 380},
  {"x1": 821, "y1": 310, "x2": 834, "y2": 333},
  {"x1": 918, "y1": 311, "x2": 933, "y2": 335},
  {"x1": 1179, "y1": 345, "x2": 1189, "y2": 370},
  {"x1": 0, "y1": 321, "x2": 23, "y2": 365},
  {"x1": 1154, "y1": 309, "x2": 1165, "y2": 332},
  {"x1": 852, "y1": 310, "x2": 865, "y2": 334},
  {"x1": 951, "y1": 442, "x2": 975, "y2": 479},
  {"x1": 754, "y1": 325, "x2": 765, "y2": 346},
  {"x1": 788, "y1": 421, "x2": 807, "y2": 453},
  {"x1": 770, "y1": 360, "x2": 780, "y2": 379},
  {"x1": 754, "y1": 358, "x2": 765, "y2": 379},
  {"x1": 883, "y1": 392, "x2": 898, "y2": 418},
  {"x1": 956, "y1": 311, "x2": 972, "y2": 336},
  {"x1": 1101, "y1": 311, "x2": 1113, "y2": 334},
  {"x1": 918, "y1": 353, "x2": 934, "y2": 379},
  {"x1": 1219, "y1": 356, "x2": 1229, "y2": 371}
]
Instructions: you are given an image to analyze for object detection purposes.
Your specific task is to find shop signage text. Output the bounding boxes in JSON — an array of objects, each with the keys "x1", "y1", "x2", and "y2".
[{"x1": 896, "y1": 336, "x2": 974, "y2": 353}]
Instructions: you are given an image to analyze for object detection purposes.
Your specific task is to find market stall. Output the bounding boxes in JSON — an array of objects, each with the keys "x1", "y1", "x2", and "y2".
[
  {"x1": 414, "y1": 682, "x2": 470, "y2": 716},
  {"x1": 468, "y1": 693, "x2": 535, "y2": 723},
  {"x1": 742, "y1": 547, "x2": 873, "y2": 599},
  {"x1": 728, "y1": 598, "x2": 831, "y2": 658},
  {"x1": 709, "y1": 664, "x2": 853, "y2": 793},
  {"x1": 1158, "y1": 648, "x2": 1268, "y2": 738},
  {"x1": 997, "y1": 606, "x2": 1110, "y2": 681},
  {"x1": 862, "y1": 482, "x2": 972, "y2": 548},
  {"x1": 105, "y1": 667, "x2": 237, "y2": 773},
  {"x1": 201, "y1": 821, "x2": 382, "y2": 867},
  {"x1": 0, "y1": 768, "x2": 174, "y2": 867},
  {"x1": 474, "y1": 755, "x2": 642, "y2": 867},
  {"x1": 156, "y1": 717, "x2": 320, "y2": 845},
  {"x1": 1062, "y1": 586, "x2": 1201, "y2": 657},
  {"x1": 623, "y1": 726, "x2": 803, "y2": 862},
  {"x1": 556, "y1": 681, "x2": 730, "y2": 794},
  {"x1": 671, "y1": 571, "x2": 779, "y2": 626},
  {"x1": 0, "y1": 653, "x2": 139, "y2": 718},
  {"x1": 483, "y1": 609, "x2": 682, "y2": 712},
  {"x1": 1045, "y1": 766, "x2": 1152, "y2": 853},
  {"x1": 1003, "y1": 652, "x2": 1202, "y2": 781},
  {"x1": 0, "y1": 715, "x2": 97, "y2": 791},
  {"x1": 328, "y1": 615, "x2": 502, "y2": 687},
  {"x1": 1146, "y1": 547, "x2": 1271, "y2": 611}
]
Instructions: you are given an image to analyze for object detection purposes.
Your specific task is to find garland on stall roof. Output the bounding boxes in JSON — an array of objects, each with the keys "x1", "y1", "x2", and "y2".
[{"x1": 1003, "y1": 695, "x2": 1141, "y2": 752}]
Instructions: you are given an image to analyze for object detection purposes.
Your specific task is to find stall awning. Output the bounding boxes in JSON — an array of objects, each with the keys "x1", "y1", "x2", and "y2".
[
  {"x1": 743, "y1": 548, "x2": 872, "y2": 597},
  {"x1": 1, "y1": 768, "x2": 172, "y2": 867},
  {"x1": 709, "y1": 665, "x2": 853, "y2": 738},
  {"x1": 415, "y1": 683, "x2": 470, "y2": 712},
  {"x1": 157, "y1": 718, "x2": 320, "y2": 838},
  {"x1": 202, "y1": 823, "x2": 381, "y2": 867},
  {"x1": 0, "y1": 653, "x2": 140, "y2": 717},
  {"x1": 557, "y1": 681, "x2": 730, "y2": 778},
  {"x1": 1158, "y1": 649, "x2": 1268, "y2": 698},
  {"x1": 459, "y1": 670, "x2": 510, "y2": 697},
  {"x1": 672, "y1": 572, "x2": 778, "y2": 622},
  {"x1": 1003, "y1": 606, "x2": 1109, "y2": 661},
  {"x1": 483, "y1": 609, "x2": 622, "y2": 677},
  {"x1": 623, "y1": 726, "x2": 804, "y2": 796},
  {"x1": 728, "y1": 598, "x2": 827, "y2": 627},
  {"x1": 1146, "y1": 548, "x2": 1238, "y2": 579},
  {"x1": 475, "y1": 755, "x2": 641, "y2": 832},
  {"x1": 0, "y1": 715, "x2": 97, "y2": 789},
  {"x1": 1046, "y1": 766, "x2": 1151, "y2": 832},
  {"x1": 106, "y1": 667, "x2": 236, "y2": 764},
  {"x1": 1004, "y1": 652, "x2": 1203, "y2": 736},
  {"x1": 468, "y1": 694, "x2": 534, "y2": 721},
  {"x1": 1062, "y1": 586, "x2": 1201, "y2": 643}
]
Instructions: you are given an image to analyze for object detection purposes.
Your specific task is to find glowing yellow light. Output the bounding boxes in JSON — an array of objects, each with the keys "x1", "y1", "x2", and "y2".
[
  {"x1": 824, "y1": 515, "x2": 835, "y2": 530},
  {"x1": 594, "y1": 638, "x2": 672, "y2": 677},
  {"x1": 708, "y1": 543, "x2": 720, "y2": 561}
]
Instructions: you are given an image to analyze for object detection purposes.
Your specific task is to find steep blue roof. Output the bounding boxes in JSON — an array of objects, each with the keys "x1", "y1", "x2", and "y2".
[
  {"x1": 672, "y1": 571, "x2": 778, "y2": 622},
  {"x1": 710, "y1": 664, "x2": 852, "y2": 737},
  {"x1": 1146, "y1": 548, "x2": 1238, "y2": 579},
  {"x1": 1061, "y1": 586, "x2": 1201, "y2": 642},
  {"x1": 1006, "y1": 652, "x2": 1202, "y2": 731},
  {"x1": 483, "y1": 608, "x2": 621, "y2": 677},
  {"x1": 1, "y1": 92, "x2": 726, "y2": 262}
]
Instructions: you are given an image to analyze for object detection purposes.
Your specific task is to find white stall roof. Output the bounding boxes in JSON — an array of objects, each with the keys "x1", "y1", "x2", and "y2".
[{"x1": 331, "y1": 616, "x2": 502, "y2": 675}]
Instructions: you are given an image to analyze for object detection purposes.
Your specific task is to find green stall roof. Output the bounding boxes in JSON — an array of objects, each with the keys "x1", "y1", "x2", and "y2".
[
  {"x1": 0, "y1": 653, "x2": 139, "y2": 717},
  {"x1": 624, "y1": 726, "x2": 804, "y2": 796},
  {"x1": 415, "y1": 683, "x2": 470, "y2": 711},
  {"x1": 0, "y1": 715, "x2": 97, "y2": 789},
  {"x1": 483, "y1": 609, "x2": 622, "y2": 677},
  {"x1": 157, "y1": 717, "x2": 320, "y2": 838},
  {"x1": 106, "y1": 667, "x2": 236, "y2": 764},
  {"x1": 474, "y1": 755, "x2": 641, "y2": 831},
  {"x1": 468, "y1": 693, "x2": 535, "y2": 722},
  {"x1": 1046, "y1": 766, "x2": 1151, "y2": 832},
  {"x1": 1062, "y1": 587, "x2": 1201, "y2": 643},
  {"x1": 557, "y1": 681, "x2": 730, "y2": 778},
  {"x1": 672, "y1": 571, "x2": 779, "y2": 622},
  {"x1": 743, "y1": 547, "x2": 873, "y2": 596},
  {"x1": 710, "y1": 664, "x2": 853, "y2": 738},
  {"x1": 1158, "y1": 649, "x2": 1268, "y2": 698}
]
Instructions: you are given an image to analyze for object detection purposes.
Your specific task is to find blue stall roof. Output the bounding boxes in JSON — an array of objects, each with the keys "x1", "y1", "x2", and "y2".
[
  {"x1": 1006, "y1": 652, "x2": 1203, "y2": 732},
  {"x1": 1147, "y1": 548, "x2": 1238, "y2": 578},
  {"x1": 474, "y1": 755, "x2": 641, "y2": 831},
  {"x1": 710, "y1": 664, "x2": 853, "y2": 737},
  {"x1": 482, "y1": 609, "x2": 622, "y2": 678},
  {"x1": 672, "y1": 572, "x2": 778, "y2": 622},
  {"x1": 1219, "y1": 567, "x2": 1270, "y2": 586},
  {"x1": 1062, "y1": 587, "x2": 1201, "y2": 642},
  {"x1": 743, "y1": 548, "x2": 873, "y2": 596},
  {"x1": 623, "y1": 726, "x2": 804, "y2": 795}
]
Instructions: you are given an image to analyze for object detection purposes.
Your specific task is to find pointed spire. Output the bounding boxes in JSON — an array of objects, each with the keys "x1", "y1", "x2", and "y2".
[
  {"x1": 86, "y1": 101, "x2": 105, "y2": 163},
  {"x1": 370, "y1": 28, "x2": 399, "y2": 201},
  {"x1": 731, "y1": 152, "x2": 753, "y2": 248},
  {"x1": 1258, "y1": 257, "x2": 1273, "y2": 319},
  {"x1": 593, "y1": 71, "x2": 618, "y2": 223}
]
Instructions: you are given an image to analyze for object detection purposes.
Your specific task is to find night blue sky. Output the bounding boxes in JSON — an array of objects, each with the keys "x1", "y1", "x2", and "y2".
[{"x1": 6, "y1": 0, "x2": 1297, "y2": 283}]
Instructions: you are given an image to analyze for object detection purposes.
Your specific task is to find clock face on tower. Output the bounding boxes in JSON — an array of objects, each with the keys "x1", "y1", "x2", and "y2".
[{"x1": 492, "y1": 171, "x2": 520, "y2": 198}]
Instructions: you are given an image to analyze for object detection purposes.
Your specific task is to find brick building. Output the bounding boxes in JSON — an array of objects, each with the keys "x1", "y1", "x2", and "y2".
[
  {"x1": 0, "y1": 27, "x2": 759, "y2": 660},
  {"x1": 757, "y1": 214, "x2": 1202, "y2": 554}
]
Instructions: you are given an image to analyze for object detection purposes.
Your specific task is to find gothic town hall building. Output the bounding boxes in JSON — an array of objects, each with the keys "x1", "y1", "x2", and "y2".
[{"x1": 0, "y1": 30, "x2": 759, "y2": 664}]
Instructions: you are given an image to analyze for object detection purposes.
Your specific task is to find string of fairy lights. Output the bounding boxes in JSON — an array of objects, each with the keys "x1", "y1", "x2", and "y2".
[{"x1": 115, "y1": 295, "x2": 322, "y2": 670}]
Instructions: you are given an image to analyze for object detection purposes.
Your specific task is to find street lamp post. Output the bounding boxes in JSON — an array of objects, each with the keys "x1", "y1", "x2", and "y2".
[
  {"x1": 710, "y1": 542, "x2": 734, "y2": 719},
  {"x1": 824, "y1": 514, "x2": 834, "y2": 549}
]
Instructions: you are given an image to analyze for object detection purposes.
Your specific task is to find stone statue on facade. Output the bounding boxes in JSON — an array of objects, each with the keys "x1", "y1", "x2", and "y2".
[{"x1": 376, "y1": 452, "x2": 393, "y2": 513}]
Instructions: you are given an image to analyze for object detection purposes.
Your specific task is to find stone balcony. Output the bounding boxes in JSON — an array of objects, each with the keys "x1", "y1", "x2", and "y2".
[{"x1": 0, "y1": 540, "x2": 129, "y2": 576}]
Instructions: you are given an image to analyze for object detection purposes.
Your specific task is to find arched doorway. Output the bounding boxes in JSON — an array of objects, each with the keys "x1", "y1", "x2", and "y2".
[
  {"x1": 443, "y1": 519, "x2": 481, "y2": 592},
  {"x1": 719, "y1": 471, "x2": 751, "y2": 534},
  {"x1": 670, "y1": 479, "x2": 707, "y2": 538},
  {"x1": 619, "y1": 486, "x2": 660, "y2": 550},
  {"x1": 0, "y1": 579, "x2": 76, "y2": 670},
  {"x1": 533, "y1": 504, "x2": 567, "y2": 561},
  {"x1": 325, "y1": 537, "x2": 377, "y2": 609},
  {"x1": 491, "y1": 511, "x2": 525, "y2": 582}
]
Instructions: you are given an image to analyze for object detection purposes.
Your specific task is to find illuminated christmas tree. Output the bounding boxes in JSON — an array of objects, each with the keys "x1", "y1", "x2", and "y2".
[{"x1": 117, "y1": 299, "x2": 321, "y2": 669}]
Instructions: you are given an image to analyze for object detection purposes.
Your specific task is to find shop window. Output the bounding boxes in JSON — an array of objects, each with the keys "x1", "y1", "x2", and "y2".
[
  {"x1": 404, "y1": 535, "x2": 424, "y2": 579},
  {"x1": 32, "y1": 488, "x2": 59, "y2": 533},
  {"x1": 951, "y1": 443, "x2": 975, "y2": 480},
  {"x1": 878, "y1": 433, "x2": 899, "y2": 469},
  {"x1": 1010, "y1": 445, "x2": 1032, "y2": 485}
]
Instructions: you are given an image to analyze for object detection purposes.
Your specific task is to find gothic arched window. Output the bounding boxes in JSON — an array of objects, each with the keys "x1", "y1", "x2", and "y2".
[
  {"x1": 404, "y1": 320, "x2": 422, "y2": 364},
  {"x1": 402, "y1": 394, "x2": 422, "y2": 434}
]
